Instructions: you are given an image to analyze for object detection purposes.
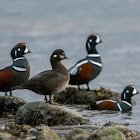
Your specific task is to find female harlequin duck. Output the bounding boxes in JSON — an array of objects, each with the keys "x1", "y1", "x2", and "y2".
[
  {"x1": 0, "y1": 43, "x2": 31, "y2": 96},
  {"x1": 69, "y1": 34, "x2": 102, "y2": 90},
  {"x1": 87, "y1": 86, "x2": 138, "y2": 112},
  {"x1": 14, "y1": 49, "x2": 70, "y2": 103}
]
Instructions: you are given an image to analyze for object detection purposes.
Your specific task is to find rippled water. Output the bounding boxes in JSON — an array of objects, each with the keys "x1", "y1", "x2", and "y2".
[{"x1": 0, "y1": 0, "x2": 140, "y2": 132}]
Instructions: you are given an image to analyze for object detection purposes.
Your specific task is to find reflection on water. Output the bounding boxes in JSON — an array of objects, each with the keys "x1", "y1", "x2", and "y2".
[{"x1": 0, "y1": 0, "x2": 140, "y2": 132}]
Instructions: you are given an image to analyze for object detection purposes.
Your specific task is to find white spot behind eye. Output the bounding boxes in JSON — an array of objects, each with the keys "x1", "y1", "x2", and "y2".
[
  {"x1": 53, "y1": 55, "x2": 57, "y2": 58},
  {"x1": 18, "y1": 48, "x2": 20, "y2": 51},
  {"x1": 89, "y1": 39, "x2": 92, "y2": 43},
  {"x1": 126, "y1": 90, "x2": 129, "y2": 93}
]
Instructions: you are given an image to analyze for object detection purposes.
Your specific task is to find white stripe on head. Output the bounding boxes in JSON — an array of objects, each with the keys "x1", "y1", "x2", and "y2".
[
  {"x1": 88, "y1": 42, "x2": 91, "y2": 50},
  {"x1": 15, "y1": 50, "x2": 17, "y2": 56},
  {"x1": 95, "y1": 35, "x2": 101, "y2": 43}
]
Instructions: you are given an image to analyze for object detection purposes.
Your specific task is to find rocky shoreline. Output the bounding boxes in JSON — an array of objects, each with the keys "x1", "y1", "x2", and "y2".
[{"x1": 0, "y1": 87, "x2": 139, "y2": 140}]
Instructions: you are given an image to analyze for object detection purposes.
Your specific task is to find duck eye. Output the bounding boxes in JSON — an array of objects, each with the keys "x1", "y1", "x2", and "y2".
[{"x1": 89, "y1": 39, "x2": 92, "y2": 43}]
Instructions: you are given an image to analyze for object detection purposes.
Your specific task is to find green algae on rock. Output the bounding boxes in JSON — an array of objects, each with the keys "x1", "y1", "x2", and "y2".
[
  {"x1": 65, "y1": 128, "x2": 90, "y2": 140},
  {"x1": 0, "y1": 96, "x2": 26, "y2": 118},
  {"x1": 36, "y1": 125, "x2": 61, "y2": 140},
  {"x1": 15, "y1": 101, "x2": 92, "y2": 126}
]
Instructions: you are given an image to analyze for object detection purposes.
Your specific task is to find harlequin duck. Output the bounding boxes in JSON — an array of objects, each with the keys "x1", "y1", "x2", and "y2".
[
  {"x1": 0, "y1": 43, "x2": 31, "y2": 96},
  {"x1": 14, "y1": 49, "x2": 70, "y2": 103},
  {"x1": 87, "y1": 86, "x2": 138, "y2": 112},
  {"x1": 69, "y1": 34, "x2": 102, "y2": 90}
]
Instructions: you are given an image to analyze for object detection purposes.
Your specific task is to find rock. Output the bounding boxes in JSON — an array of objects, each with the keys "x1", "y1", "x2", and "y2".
[
  {"x1": 65, "y1": 128, "x2": 90, "y2": 140},
  {"x1": 0, "y1": 131, "x2": 31, "y2": 140},
  {"x1": 54, "y1": 87, "x2": 136, "y2": 105},
  {"x1": 0, "y1": 96, "x2": 26, "y2": 118},
  {"x1": 54, "y1": 87, "x2": 120, "y2": 105},
  {"x1": 15, "y1": 101, "x2": 92, "y2": 126},
  {"x1": 0, "y1": 132, "x2": 11, "y2": 140},
  {"x1": 97, "y1": 127, "x2": 125, "y2": 140},
  {"x1": 103, "y1": 122, "x2": 138, "y2": 139},
  {"x1": 36, "y1": 125, "x2": 61, "y2": 140}
]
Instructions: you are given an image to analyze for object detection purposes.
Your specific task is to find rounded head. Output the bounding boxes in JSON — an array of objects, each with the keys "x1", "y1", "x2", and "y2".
[
  {"x1": 11, "y1": 43, "x2": 31, "y2": 59},
  {"x1": 51, "y1": 49, "x2": 68, "y2": 62},
  {"x1": 121, "y1": 85, "x2": 138, "y2": 101},
  {"x1": 87, "y1": 34, "x2": 102, "y2": 44},
  {"x1": 86, "y1": 34, "x2": 102, "y2": 54}
]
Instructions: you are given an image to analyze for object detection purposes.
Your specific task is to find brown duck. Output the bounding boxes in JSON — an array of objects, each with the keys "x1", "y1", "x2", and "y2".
[{"x1": 14, "y1": 49, "x2": 69, "y2": 103}]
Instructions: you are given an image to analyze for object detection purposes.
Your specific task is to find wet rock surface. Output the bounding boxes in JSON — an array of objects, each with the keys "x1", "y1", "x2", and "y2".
[
  {"x1": 54, "y1": 87, "x2": 136, "y2": 106},
  {"x1": 0, "y1": 96, "x2": 27, "y2": 118},
  {"x1": 15, "y1": 101, "x2": 92, "y2": 126},
  {"x1": 0, "y1": 118, "x2": 139, "y2": 140}
]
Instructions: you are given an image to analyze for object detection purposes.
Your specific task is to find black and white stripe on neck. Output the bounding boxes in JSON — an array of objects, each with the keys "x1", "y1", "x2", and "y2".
[
  {"x1": 87, "y1": 54, "x2": 100, "y2": 57},
  {"x1": 13, "y1": 57, "x2": 25, "y2": 62},
  {"x1": 13, "y1": 57, "x2": 27, "y2": 72},
  {"x1": 12, "y1": 66, "x2": 27, "y2": 72}
]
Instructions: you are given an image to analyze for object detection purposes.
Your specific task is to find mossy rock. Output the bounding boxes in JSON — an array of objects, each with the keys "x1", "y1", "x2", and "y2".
[
  {"x1": 15, "y1": 101, "x2": 92, "y2": 126},
  {"x1": 65, "y1": 128, "x2": 90, "y2": 140},
  {"x1": 98, "y1": 127, "x2": 125, "y2": 140},
  {"x1": 36, "y1": 126, "x2": 61, "y2": 140},
  {"x1": 0, "y1": 96, "x2": 26, "y2": 118},
  {"x1": 54, "y1": 87, "x2": 121, "y2": 105}
]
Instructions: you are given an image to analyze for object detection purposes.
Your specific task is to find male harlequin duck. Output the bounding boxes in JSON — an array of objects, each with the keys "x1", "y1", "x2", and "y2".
[
  {"x1": 87, "y1": 86, "x2": 138, "y2": 112},
  {"x1": 14, "y1": 49, "x2": 70, "y2": 103},
  {"x1": 69, "y1": 34, "x2": 102, "y2": 90},
  {"x1": 0, "y1": 43, "x2": 31, "y2": 96}
]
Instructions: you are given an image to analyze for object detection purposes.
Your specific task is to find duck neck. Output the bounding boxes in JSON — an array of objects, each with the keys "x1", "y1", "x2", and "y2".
[
  {"x1": 86, "y1": 43, "x2": 98, "y2": 54},
  {"x1": 121, "y1": 92, "x2": 132, "y2": 104},
  {"x1": 51, "y1": 61, "x2": 68, "y2": 76}
]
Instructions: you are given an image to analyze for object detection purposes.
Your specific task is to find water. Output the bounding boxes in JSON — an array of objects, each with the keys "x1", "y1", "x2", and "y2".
[{"x1": 0, "y1": 0, "x2": 140, "y2": 132}]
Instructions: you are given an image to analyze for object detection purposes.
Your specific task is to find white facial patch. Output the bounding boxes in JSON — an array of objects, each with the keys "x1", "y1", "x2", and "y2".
[
  {"x1": 24, "y1": 44, "x2": 29, "y2": 53},
  {"x1": 60, "y1": 54, "x2": 65, "y2": 59},
  {"x1": 95, "y1": 35, "x2": 101, "y2": 43},
  {"x1": 132, "y1": 86, "x2": 137, "y2": 95},
  {"x1": 18, "y1": 48, "x2": 21, "y2": 51}
]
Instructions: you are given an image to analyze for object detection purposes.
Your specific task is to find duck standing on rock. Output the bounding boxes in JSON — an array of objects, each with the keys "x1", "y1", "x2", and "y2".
[
  {"x1": 0, "y1": 43, "x2": 31, "y2": 96},
  {"x1": 13, "y1": 49, "x2": 70, "y2": 103},
  {"x1": 69, "y1": 34, "x2": 102, "y2": 90},
  {"x1": 87, "y1": 85, "x2": 138, "y2": 112}
]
